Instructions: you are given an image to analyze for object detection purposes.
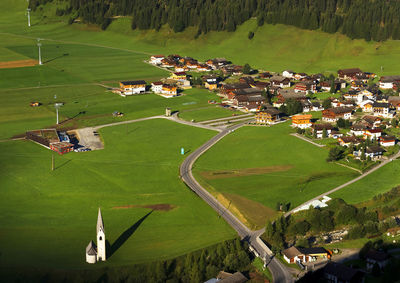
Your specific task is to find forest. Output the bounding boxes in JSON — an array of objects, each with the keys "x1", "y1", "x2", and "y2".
[{"x1": 30, "y1": 0, "x2": 400, "y2": 42}]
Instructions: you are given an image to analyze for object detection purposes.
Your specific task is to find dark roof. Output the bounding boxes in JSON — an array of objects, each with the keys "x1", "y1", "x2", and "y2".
[
  {"x1": 366, "y1": 250, "x2": 390, "y2": 262},
  {"x1": 120, "y1": 80, "x2": 146, "y2": 85},
  {"x1": 338, "y1": 68, "x2": 363, "y2": 75},
  {"x1": 324, "y1": 262, "x2": 363, "y2": 282},
  {"x1": 86, "y1": 241, "x2": 97, "y2": 256},
  {"x1": 380, "y1": 75, "x2": 400, "y2": 83},
  {"x1": 340, "y1": 136, "x2": 359, "y2": 143},
  {"x1": 373, "y1": 102, "x2": 390, "y2": 108},
  {"x1": 261, "y1": 108, "x2": 281, "y2": 116},
  {"x1": 367, "y1": 146, "x2": 384, "y2": 154},
  {"x1": 326, "y1": 107, "x2": 353, "y2": 114},
  {"x1": 381, "y1": 136, "x2": 396, "y2": 141},
  {"x1": 298, "y1": 247, "x2": 327, "y2": 255},
  {"x1": 233, "y1": 88, "x2": 263, "y2": 96},
  {"x1": 282, "y1": 246, "x2": 301, "y2": 258}
]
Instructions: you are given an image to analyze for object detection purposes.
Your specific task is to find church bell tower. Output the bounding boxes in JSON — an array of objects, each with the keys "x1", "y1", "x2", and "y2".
[{"x1": 96, "y1": 208, "x2": 106, "y2": 261}]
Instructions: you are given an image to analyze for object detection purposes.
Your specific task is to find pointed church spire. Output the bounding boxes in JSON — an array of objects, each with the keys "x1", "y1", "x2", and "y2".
[{"x1": 97, "y1": 207, "x2": 105, "y2": 234}]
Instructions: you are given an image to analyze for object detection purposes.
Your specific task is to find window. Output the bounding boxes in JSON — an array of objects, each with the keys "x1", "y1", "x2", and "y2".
[{"x1": 99, "y1": 236, "x2": 102, "y2": 241}]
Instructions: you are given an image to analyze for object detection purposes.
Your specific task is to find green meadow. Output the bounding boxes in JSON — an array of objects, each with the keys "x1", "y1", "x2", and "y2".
[
  {"x1": 193, "y1": 123, "x2": 357, "y2": 228},
  {"x1": 331, "y1": 160, "x2": 400, "y2": 204},
  {"x1": 0, "y1": 119, "x2": 235, "y2": 269},
  {"x1": 0, "y1": 86, "x2": 226, "y2": 140}
]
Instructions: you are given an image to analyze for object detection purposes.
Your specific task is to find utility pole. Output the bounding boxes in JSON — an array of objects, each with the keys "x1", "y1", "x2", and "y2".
[
  {"x1": 51, "y1": 154, "x2": 55, "y2": 171},
  {"x1": 37, "y1": 39, "x2": 42, "y2": 65},
  {"x1": 26, "y1": 8, "x2": 31, "y2": 27},
  {"x1": 56, "y1": 107, "x2": 59, "y2": 124}
]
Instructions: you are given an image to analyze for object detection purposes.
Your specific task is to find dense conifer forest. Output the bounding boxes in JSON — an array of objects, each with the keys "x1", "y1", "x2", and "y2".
[{"x1": 30, "y1": 0, "x2": 400, "y2": 41}]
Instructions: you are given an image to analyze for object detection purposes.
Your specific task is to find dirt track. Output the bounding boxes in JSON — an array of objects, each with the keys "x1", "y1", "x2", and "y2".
[{"x1": 0, "y1": 59, "x2": 37, "y2": 69}]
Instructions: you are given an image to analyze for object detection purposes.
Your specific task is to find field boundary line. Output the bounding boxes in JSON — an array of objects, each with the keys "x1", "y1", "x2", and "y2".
[
  {"x1": 335, "y1": 162, "x2": 362, "y2": 174},
  {"x1": 290, "y1": 133, "x2": 325, "y2": 148}
]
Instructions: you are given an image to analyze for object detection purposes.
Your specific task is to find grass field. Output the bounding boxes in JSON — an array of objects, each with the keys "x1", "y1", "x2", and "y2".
[
  {"x1": 330, "y1": 160, "x2": 400, "y2": 204},
  {"x1": 193, "y1": 123, "x2": 357, "y2": 228},
  {"x1": 0, "y1": 119, "x2": 235, "y2": 269},
  {"x1": 178, "y1": 105, "x2": 243, "y2": 122},
  {"x1": 0, "y1": 86, "x2": 233, "y2": 140}
]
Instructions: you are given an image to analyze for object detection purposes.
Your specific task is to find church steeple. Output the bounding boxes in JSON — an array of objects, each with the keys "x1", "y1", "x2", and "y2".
[
  {"x1": 97, "y1": 207, "x2": 105, "y2": 234},
  {"x1": 96, "y1": 207, "x2": 106, "y2": 261}
]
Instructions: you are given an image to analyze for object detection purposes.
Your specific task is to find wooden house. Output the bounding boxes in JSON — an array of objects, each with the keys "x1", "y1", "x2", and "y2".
[
  {"x1": 322, "y1": 107, "x2": 353, "y2": 122},
  {"x1": 337, "y1": 68, "x2": 364, "y2": 81},
  {"x1": 119, "y1": 80, "x2": 146, "y2": 96},
  {"x1": 292, "y1": 114, "x2": 312, "y2": 129},
  {"x1": 255, "y1": 108, "x2": 281, "y2": 124}
]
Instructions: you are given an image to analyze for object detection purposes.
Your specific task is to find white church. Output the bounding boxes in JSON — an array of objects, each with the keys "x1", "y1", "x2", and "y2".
[{"x1": 86, "y1": 208, "x2": 106, "y2": 264}]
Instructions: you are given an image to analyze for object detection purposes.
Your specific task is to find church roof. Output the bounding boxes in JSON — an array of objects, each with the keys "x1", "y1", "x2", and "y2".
[
  {"x1": 86, "y1": 240, "x2": 97, "y2": 256},
  {"x1": 97, "y1": 207, "x2": 105, "y2": 234}
]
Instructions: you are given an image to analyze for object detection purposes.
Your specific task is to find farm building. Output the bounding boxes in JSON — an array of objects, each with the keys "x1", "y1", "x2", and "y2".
[
  {"x1": 26, "y1": 129, "x2": 60, "y2": 147},
  {"x1": 282, "y1": 246, "x2": 329, "y2": 264},
  {"x1": 150, "y1": 55, "x2": 164, "y2": 65},
  {"x1": 312, "y1": 123, "x2": 333, "y2": 138},
  {"x1": 50, "y1": 142, "x2": 74, "y2": 155},
  {"x1": 119, "y1": 80, "x2": 146, "y2": 96},
  {"x1": 337, "y1": 68, "x2": 363, "y2": 81},
  {"x1": 380, "y1": 136, "x2": 396, "y2": 147}
]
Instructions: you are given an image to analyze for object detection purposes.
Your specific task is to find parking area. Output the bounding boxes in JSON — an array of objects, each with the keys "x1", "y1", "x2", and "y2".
[{"x1": 75, "y1": 127, "x2": 104, "y2": 150}]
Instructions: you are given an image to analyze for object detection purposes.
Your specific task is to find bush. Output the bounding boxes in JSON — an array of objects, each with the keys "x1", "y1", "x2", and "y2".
[
  {"x1": 348, "y1": 224, "x2": 365, "y2": 239},
  {"x1": 248, "y1": 31, "x2": 254, "y2": 39}
]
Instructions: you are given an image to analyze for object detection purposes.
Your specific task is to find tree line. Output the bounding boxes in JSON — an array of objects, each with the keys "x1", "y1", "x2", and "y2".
[
  {"x1": 6, "y1": 238, "x2": 252, "y2": 283},
  {"x1": 31, "y1": 0, "x2": 400, "y2": 41},
  {"x1": 262, "y1": 196, "x2": 399, "y2": 253}
]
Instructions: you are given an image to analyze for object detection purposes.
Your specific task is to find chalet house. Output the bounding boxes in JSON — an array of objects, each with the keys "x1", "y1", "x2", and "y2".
[
  {"x1": 355, "y1": 89, "x2": 374, "y2": 104},
  {"x1": 282, "y1": 70, "x2": 295, "y2": 78},
  {"x1": 359, "y1": 100, "x2": 374, "y2": 112},
  {"x1": 119, "y1": 80, "x2": 146, "y2": 96},
  {"x1": 294, "y1": 72, "x2": 308, "y2": 80},
  {"x1": 216, "y1": 271, "x2": 248, "y2": 283},
  {"x1": 185, "y1": 60, "x2": 199, "y2": 69},
  {"x1": 232, "y1": 94, "x2": 265, "y2": 111},
  {"x1": 275, "y1": 89, "x2": 306, "y2": 106},
  {"x1": 161, "y1": 58, "x2": 175, "y2": 68},
  {"x1": 362, "y1": 115, "x2": 382, "y2": 128},
  {"x1": 350, "y1": 124, "x2": 367, "y2": 136},
  {"x1": 239, "y1": 76, "x2": 255, "y2": 84},
  {"x1": 151, "y1": 81, "x2": 163, "y2": 93},
  {"x1": 206, "y1": 58, "x2": 229, "y2": 69},
  {"x1": 255, "y1": 108, "x2": 281, "y2": 124},
  {"x1": 379, "y1": 75, "x2": 400, "y2": 89},
  {"x1": 282, "y1": 246, "x2": 329, "y2": 264},
  {"x1": 174, "y1": 65, "x2": 189, "y2": 72},
  {"x1": 161, "y1": 84, "x2": 178, "y2": 98},
  {"x1": 330, "y1": 130, "x2": 343, "y2": 139},
  {"x1": 169, "y1": 72, "x2": 187, "y2": 81},
  {"x1": 259, "y1": 72, "x2": 272, "y2": 79},
  {"x1": 322, "y1": 107, "x2": 353, "y2": 122},
  {"x1": 338, "y1": 136, "x2": 361, "y2": 147},
  {"x1": 338, "y1": 68, "x2": 364, "y2": 81},
  {"x1": 388, "y1": 96, "x2": 400, "y2": 111},
  {"x1": 270, "y1": 76, "x2": 291, "y2": 88},
  {"x1": 202, "y1": 75, "x2": 219, "y2": 88},
  {"x1": 150, "y1": 55, "x2": 164, "y2": 65},
  {"x1": 366, "y1": 250, "x2": 390, "y2": 271},
  {"x1": 294, "y1": 81, "x2": 317, "y2": 93},
  {"x1": 321, "y1": 80, "x2": 347, "y2": 92},
  {"x1": 324, "y1": 262, "x2": 364, "y2": 283},
  {"x1": 229, "y1": 88, "x2": 263, "y2": 100},
  {"x1": 354, "y1": 146, "x2": 384, "y2": 160},
  {"x1": 301, "y1": 100, "x2": 313, "y2": 112},
  {"x1": 196, "y1": 64, "x2": 211, "y2": 72},
  {"x1": 220, "y1": 83, "x2": 250, "y2": 98},
  {"x1": 312, "y1": 102, "x2": 323, "y2": 111},
  {"x1": 250, "y1": 81, "x2": 270, "y2": 90},
  {"x1": 363, "y1": 128, "x2": 382, "y2": 140},
  {"x1": 380, "y1": 136, "x2": 396, "y2": 147},
  {"x1": 343, "y1": 89, "x2": 359, "y2": 101},
  {"x1": 292, "y1": 114, "x2": 312, "y2": 129},
  {"x1": 312, "y1": 123, "x2": 333, "y2": 139},
  {"x1": 373, "y1": 102, "x2": 392, "y2": 118},
  {"x1": 232, "y1": 65, "x2": 244, "y2": 76},
  {"x1": 319, "y1": 81, "x2": 331, "y2": 92},
  {"x1": 351, "y1": 80, "x2": 367, "y2": 90}
]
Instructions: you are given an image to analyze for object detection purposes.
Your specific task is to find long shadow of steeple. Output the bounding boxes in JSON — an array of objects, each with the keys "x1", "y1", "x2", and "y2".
[{"x1": 107, "y1": 210, "x2": 153, "y2": 259}]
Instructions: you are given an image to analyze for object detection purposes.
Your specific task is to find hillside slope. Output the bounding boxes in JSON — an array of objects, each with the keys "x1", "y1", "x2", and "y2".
[{"x1": 4, "y1": 0, "x2": 400, "y2": 76}]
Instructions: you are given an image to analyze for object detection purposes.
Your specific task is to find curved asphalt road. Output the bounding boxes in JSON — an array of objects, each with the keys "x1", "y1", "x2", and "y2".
[{"x1": 179, "y1": 123, "x2": 293, "y2": 283}]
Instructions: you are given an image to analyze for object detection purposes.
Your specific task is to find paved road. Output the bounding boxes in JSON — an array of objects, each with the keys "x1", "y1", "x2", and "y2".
[
  {"x1": 179, "y1": 123, "x2": 293, "y2": 283},
  {"x1": 285, "y1": 151, "x2": 400, "y2": 217}
]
